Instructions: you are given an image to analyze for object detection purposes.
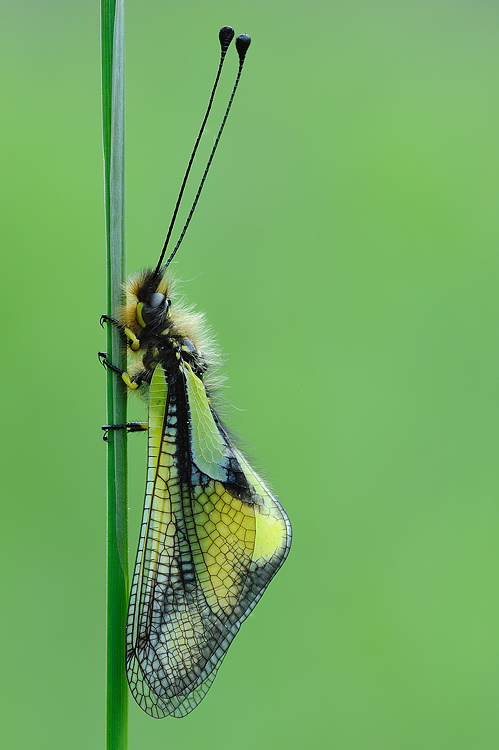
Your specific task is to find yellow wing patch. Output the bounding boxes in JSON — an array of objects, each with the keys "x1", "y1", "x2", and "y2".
[
  {"x1": 235, "y1": 448, "x2": 289, "y2": 564},
  {"x1": 193, "y1": 482, "x2": 255, "y2": 614}
]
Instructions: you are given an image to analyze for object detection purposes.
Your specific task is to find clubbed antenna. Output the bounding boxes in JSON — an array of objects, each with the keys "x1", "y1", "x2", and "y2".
[
  {"x1": 154, "y1": 26, "x2": 236, "y2": 274},
  {"x1": 161, "y1": 32, "x2": 252, "y2": 271}
]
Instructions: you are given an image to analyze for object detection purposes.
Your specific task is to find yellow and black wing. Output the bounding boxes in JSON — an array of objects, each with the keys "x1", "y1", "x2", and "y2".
[{"x1": 126, "y1": 362, "x2": 291, "y2": 718}]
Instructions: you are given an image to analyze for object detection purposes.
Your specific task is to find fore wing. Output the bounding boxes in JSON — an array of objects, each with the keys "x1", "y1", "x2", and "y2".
[{"x1": 126, "y1": 363, "x2": 291, "y2": 718}]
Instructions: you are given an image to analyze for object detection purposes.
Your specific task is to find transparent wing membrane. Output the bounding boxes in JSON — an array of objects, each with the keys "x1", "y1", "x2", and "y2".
[{"x1": 126, "y1": 364, "x2": 291, "y2": 717}]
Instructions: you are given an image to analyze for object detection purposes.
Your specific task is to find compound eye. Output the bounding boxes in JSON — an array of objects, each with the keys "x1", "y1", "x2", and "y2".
[{"x1": 149, "y1": 292, "x2": 165, "y2": 308}]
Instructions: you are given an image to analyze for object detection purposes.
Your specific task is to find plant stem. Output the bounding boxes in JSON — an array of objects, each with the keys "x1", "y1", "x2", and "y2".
[{"x1": 101, "y1": 0, "x2": 128, "y2": 748}]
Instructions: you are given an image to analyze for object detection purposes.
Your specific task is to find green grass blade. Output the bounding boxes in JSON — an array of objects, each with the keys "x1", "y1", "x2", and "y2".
[{"x1": 101, "y1": 0, "x2": 128, "y2": 748}]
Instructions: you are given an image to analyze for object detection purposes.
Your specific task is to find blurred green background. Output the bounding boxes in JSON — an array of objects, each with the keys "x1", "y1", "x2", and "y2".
[{"x1": 1, "y1": 1, "x2": 498, "y2": 748}]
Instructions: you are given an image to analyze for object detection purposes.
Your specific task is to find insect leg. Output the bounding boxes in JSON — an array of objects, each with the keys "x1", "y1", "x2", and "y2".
[
  {"x1": 101, "y1": 315, "x2": 141, "y2": 350},
  {"x1": 102, "y1": 422, "x2": 148, "y2": 442},
  {"x1": 100, "y1": 314, "x2": 123, "y2": 329},
  {"x1": 98, "y1": 352, "x2": 149, "y2": 391},
  {"x1": 98, "y1": 351, "x2": 124, "y2": 376}
]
